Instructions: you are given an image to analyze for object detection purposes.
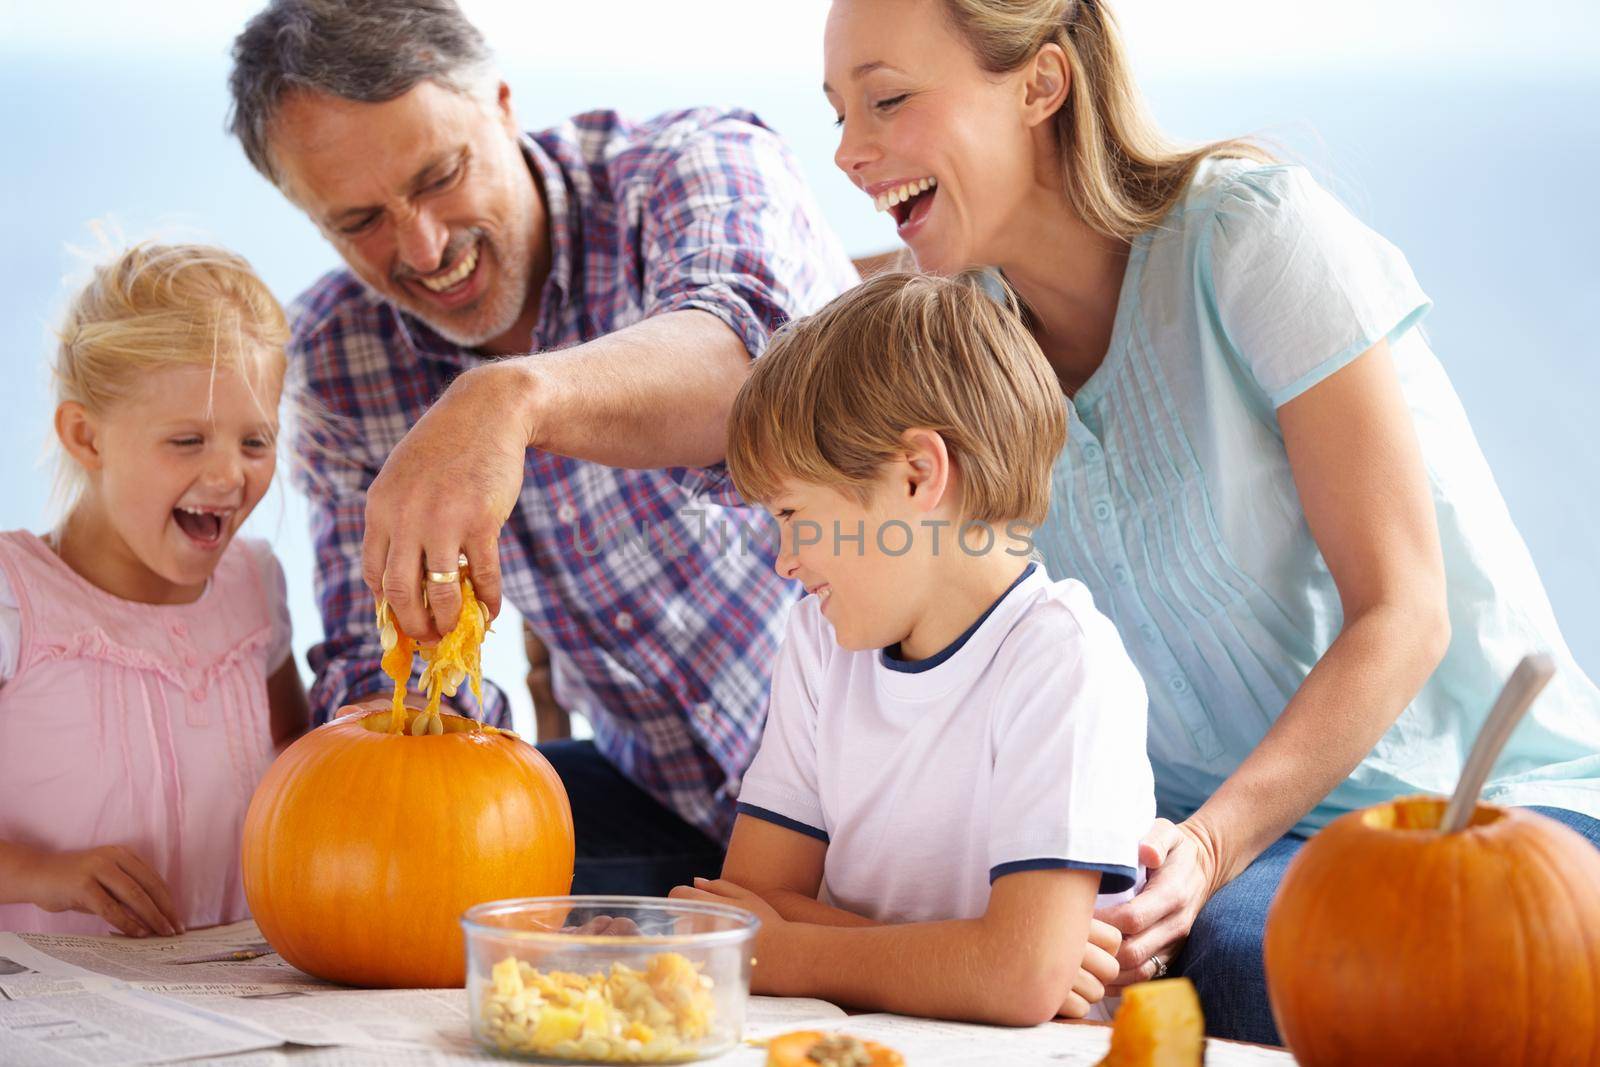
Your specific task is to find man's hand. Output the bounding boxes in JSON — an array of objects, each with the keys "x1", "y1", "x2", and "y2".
[
  {"x1": 5, "y1": 844, "x2": 184, "y2": 938},
  {"x1": 363, "y1": 360, "x2": 533, "y2": 641}
]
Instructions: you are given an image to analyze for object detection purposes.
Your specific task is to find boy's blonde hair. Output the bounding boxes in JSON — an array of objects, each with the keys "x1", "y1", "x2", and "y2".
[
  {"x1": 727, "y1": 271, "x2": 1066, "y2": 526},
  {"x1": 51, "y1": 242, "x2": 289, "y2": 511},
  {"x1": 939, "y1": 0, "x2": 1271, "y2": 240}
]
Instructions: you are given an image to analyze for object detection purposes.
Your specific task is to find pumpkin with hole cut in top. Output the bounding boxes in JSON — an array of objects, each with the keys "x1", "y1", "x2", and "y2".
[
  {"x1": 241, "y1": 707, "x2": 574, "y2": 988},
  {"x1": 1264, "y1": 795, "x2": 1600, "y2": 1067}
]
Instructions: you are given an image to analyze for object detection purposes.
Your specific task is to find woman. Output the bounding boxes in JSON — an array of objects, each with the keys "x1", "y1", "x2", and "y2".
[{"x1": 822, "y1": 0, "x2": 1600, "y2": 1044}]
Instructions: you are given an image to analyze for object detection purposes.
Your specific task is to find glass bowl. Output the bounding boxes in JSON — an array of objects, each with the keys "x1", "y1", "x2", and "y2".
[{"x1": 461, "y1": 896, "x2": 760, "y2": 1063}]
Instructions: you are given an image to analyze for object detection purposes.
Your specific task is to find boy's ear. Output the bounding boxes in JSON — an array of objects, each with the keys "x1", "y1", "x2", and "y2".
[
  {"x1": 899, "y1": 428, "x2": 953, "y2": 514},
  {"x1": 55, "y1": 402, "x2": 105, "y2": 473},
  {"x1": 1022, "y1": 43, "x2": 1070, "y2": 127}
]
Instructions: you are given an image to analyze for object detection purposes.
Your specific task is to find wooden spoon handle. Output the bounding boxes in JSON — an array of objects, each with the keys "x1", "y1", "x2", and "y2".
[{"x1": 1440, "y1": 652, "x2": 1557, "y2": 834}]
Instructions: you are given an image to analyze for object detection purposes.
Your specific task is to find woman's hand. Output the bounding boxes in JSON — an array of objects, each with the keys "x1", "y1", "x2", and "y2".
[
  {"x1": 8, "y1": 844, "x2": 184, "y2": 938},
  {"x1": 362, "y1": 360, "x2": 535, "y2": 641},
  {"x1": 1096, "y1": 819, "x2": 1222, "y2": 989},
  {"x1": 1058, "y1": 916, "x2": 1123, "y2": 1018}
]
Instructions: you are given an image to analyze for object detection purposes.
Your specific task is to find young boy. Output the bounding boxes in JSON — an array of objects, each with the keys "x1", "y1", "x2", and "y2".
[{"x1": 670, "y1": 272, "x2": 1154, "y2": 1026}]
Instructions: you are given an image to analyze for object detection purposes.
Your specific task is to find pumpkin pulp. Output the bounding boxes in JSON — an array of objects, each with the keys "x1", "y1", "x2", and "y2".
[{"x1": 377, "y1": 576, "x2": 489, "y2": 735}]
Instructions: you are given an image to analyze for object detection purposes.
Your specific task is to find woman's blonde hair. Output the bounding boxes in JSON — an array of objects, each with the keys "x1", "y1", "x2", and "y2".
[
  {"x1": 941, "y1": 0, "x2": 1271, "y2": 239},
  {"x1": 727, "y1": 270, "x2": 1066, "y2": 526},
  {"x1": 51, "y1": 242, "x2": 289, "y2": 510}
]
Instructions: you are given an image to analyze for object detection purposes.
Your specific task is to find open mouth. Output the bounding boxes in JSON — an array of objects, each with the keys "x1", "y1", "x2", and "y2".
[
  {"x1": 417, "y1": 238, "x2": 481, "y2": 296},
  {"x1": 173, "y1": 505, "x2": 230, "y2": 548},
  {"x1": 874, "y1": 177, "x2": 938, "y2": 231}
]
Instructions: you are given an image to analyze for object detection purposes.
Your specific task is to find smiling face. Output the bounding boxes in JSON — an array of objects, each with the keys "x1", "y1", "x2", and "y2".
[
  {"x1": 268, "y1": 80, "x2": 544, "y2": 352},
  {"x1": 767, "y1": 472, "x2": 933, "y2": 653},
  {"x1": 62, "y1": 361, "x2": 280, "y2": 603},
  {"x1": 825, "y1": 0, "x2": 1047, "y2": 274}
]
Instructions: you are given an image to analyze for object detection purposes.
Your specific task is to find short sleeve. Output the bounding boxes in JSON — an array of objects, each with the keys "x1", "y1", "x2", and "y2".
[
  {"x1": 640, "y1": 114, "x2": 857, "y2": 360},
  {"x1": 733, "y1": 600, "x2": 828, "y2": 842},
  {"x1": 248, "y1": 542, "x2": 294, "y2": 674},
  {"x1": 1205, "y1": 164, "x2": 1431, "y2": 408},
  {"x1": 986, "y1": 600, "x2": 1154, "y2": 895}
]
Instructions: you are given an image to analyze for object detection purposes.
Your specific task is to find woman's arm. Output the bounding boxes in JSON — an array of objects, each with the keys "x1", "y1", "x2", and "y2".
[
  {"x1": 679, "y1": 868, "x2": 1100, "y2": 1026},
  {"x1": 1104, "y1": 338, "x2": 1450, "y2": 980},
  {"x1": 267, "y1": 656, "x2": 312, "y2": 753}
]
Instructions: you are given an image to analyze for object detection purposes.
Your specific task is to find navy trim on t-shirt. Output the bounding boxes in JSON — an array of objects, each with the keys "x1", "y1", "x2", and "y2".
[
  {"x1": 736, "y1": 802, "x2": 829, "y2": 843},
  {"x1": 880, "y1": 562, "x2": 1038, "y2": 674},
  {"x1": 989, "y1": 858, "x2": 1138, "y2": 895}
]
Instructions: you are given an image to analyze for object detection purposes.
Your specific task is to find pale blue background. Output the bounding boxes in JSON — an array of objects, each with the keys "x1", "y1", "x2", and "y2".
[{"x1": 3, "y1": 4, "x2": 1596, "y2": 735}]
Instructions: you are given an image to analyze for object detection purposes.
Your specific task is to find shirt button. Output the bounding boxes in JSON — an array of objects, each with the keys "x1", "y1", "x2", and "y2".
[
  {"x1": 185, "y1": 654, "x2": 198, "y2": 668},
  {"x1": 556, "y1": 503, "x2": 578, "y2": 524},
  {"x1": 694, "y1": 702, "x2": 715, "y2": 721},
  {"x1": 1140, "y1": 623, "x2": 1158, "y2": 642},
  {"x1": 171, "y1": 622, "x2": 187, "y2": 637},
  {"x1": 190, "y1": 687, "x2": 206, "y2": 701},
  {"x1": 724, "y1": 775, "x2": 742, "y2": 796},
  {"x1": 1083, "y1": 443, "x2": 1102, "y2": 462},
  {"x1": 615, "y1": 612, "x2": 634, "y2": 632},
  {"x1": 1170, "y1": 676, "x2": 1189, "y2": 694},
  {"x1": 1113, "y1": 564, "x2": 1130, "y2": 585},
  {"x1": 1093, "y1": 501, "x2": 1112, "y2": 522}
]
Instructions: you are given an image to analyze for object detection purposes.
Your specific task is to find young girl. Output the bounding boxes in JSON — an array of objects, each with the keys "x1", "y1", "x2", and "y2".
[{"x1": 0, "y1": 243, "x2": 309, "y2": 937}]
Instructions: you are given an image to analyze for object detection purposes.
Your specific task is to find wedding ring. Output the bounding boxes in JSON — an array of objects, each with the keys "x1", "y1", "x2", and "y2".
[
  {"x1": 424, "y1": 553, "x2": 470, "y2": 585},
  {"x1": 1151, "y1": 955, "x2": 1170, "y2": 979}
]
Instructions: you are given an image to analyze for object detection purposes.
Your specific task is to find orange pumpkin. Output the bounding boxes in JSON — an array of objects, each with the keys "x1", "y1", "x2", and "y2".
[
  {"x1": 242, "y1": 707, "x2": 574, "y2": 988},
  {"x1": 1265, "y1": 796, "x2": 1600, "y2": 1067}
]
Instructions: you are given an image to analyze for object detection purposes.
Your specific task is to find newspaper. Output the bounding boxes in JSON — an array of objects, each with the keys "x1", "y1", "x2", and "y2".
[{"x1": 0, "y1": 922, "x2": 1297, "y2": 1066}]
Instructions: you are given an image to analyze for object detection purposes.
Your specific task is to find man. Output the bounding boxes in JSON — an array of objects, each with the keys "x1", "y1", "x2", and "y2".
[{"x1": 227, "y1": 0, "x2": 857, "y2": 893}]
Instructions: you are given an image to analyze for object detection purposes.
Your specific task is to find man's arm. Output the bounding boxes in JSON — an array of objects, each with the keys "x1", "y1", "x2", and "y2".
[{"x1": 371, "y1": 113, "x2": 857, "y2": 640}]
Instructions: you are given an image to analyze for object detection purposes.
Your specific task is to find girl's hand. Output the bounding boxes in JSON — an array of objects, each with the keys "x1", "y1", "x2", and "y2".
[
  {"x1": 17, "y1": 845, "x2": 184, "y2": 938},
  {"x1": 1057, "y1": 916, "x2": 1123, "y2": 1018},
  {"x1": 1096, "y1": 819, "x2": 1220, "y2": 989}
]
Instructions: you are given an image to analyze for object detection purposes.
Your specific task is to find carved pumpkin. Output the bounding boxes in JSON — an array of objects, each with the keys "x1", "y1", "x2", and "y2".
[
  {"x1": 1265, "y1": 796, "x2": 1600, "y2": 1066},
  {"x1": 242, "y1": 708, "x2": 574, "y2": 987}
]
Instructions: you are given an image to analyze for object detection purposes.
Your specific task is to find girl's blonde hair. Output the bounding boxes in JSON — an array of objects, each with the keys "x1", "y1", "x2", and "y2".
[
  {"x1": 51, "y1": 242, "x2": 289, "y2": 511},
  {"x1": 940, "y1": 0, "x2": 1271, "y2": 239},
  {"x1": 727, "y1": 270, "x2": 1066, "y2": 526}
]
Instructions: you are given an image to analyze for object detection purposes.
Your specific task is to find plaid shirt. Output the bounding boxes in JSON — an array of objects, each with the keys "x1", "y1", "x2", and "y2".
[{"x1": 288, "y1": 108, "x2": 858, "y2": 839}]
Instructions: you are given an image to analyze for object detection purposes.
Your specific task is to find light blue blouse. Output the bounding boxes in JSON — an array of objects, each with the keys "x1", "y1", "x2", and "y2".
[{"x1": 1036, "y1": 158, "x2": 1600, "y2": 835}]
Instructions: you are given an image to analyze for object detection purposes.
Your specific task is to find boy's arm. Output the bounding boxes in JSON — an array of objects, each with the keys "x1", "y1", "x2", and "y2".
[
  {"x1": 718, "y1": 814, "x2": 878, "y2": 928},
  {"x1": 681, "y1": 868, "x2": 1099, "y2": 1026}
]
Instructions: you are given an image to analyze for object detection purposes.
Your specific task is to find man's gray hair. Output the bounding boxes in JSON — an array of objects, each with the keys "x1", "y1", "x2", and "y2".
[{"x1": 227, "y1": 0, "x2": 497, "y2": 185}]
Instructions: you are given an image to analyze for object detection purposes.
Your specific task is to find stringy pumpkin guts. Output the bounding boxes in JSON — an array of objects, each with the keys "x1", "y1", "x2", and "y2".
[{"x1": 377, "y1": 577, "x2": 490, "y2": 735}]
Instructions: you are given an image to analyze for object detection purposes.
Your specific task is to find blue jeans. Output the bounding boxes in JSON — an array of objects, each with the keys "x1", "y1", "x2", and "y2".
[
  {"x1": 536, "y1": 740, "x2": 726, "y2": 896},
  {"x1": 1174, "y1": 805, "x2": 1600, "y2": 1046}
]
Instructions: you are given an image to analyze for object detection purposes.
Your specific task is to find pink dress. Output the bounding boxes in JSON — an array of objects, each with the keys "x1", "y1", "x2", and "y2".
[{"x1": 0, "y1": 530, "x2": 290, "y2": 934}]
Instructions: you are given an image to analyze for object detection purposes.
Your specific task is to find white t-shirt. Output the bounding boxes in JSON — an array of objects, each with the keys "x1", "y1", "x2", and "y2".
[{"x1": 736, "y1": 562, "x2": 1155, "y2": 924}]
